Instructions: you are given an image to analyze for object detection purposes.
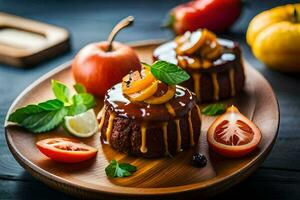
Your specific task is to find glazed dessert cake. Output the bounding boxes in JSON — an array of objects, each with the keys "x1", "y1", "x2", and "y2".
[
  {"x1": 98, "y1": 66, "x2": 201, "y2": 158},
  {"x1": 153, "y1": 29, "x2": 245, "y2": 102}
]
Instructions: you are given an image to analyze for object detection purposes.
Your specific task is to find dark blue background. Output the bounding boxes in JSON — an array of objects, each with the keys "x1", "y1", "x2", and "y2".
[{"x1": 0, "y1": 0, "x2": 300, "y2": 199}]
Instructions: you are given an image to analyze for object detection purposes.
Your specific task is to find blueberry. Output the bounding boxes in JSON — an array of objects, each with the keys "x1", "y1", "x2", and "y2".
[{"x1": 192, "y1": 153, "x2": 207, "y2": 168}]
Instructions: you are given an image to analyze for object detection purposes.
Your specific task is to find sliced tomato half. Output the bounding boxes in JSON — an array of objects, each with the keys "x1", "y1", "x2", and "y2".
[
  {"x1": 36, "y1": 138, "x2": 97, "y2": 163},
  {"x1": 207, "y1": 106, "x2": 262, "y2": 158}
]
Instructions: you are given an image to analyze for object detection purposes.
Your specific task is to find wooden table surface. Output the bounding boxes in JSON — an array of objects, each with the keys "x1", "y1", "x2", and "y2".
[{"x1": 0, "y1": 0, "x2": 299, "y2": 199}]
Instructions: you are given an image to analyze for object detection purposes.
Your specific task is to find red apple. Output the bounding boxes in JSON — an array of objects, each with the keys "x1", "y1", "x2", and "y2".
[{"x1": 72, "y1": 41, "x2": 141, "y2": 97}]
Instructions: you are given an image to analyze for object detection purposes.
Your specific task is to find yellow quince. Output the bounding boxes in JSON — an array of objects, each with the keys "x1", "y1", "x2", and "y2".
[{"x1": 247, "y1": 4, "x2": 300, "y2": 72}]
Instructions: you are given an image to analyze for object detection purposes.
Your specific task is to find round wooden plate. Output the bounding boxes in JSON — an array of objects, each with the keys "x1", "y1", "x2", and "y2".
[{"x1": 4, "y1": 41, "x2": 279, "y2": 200}]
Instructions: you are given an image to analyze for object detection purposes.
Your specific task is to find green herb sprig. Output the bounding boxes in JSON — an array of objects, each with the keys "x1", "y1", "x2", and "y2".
[
  {"x1": 202, "y1": 103, "x2": 226, "y2": 116},
  {"x1": 8, "y1": 80, "x2": 96, "y2": 133},
  {"x1": 142, "y1": 60, "x2": 190, "y2": 85},
  {"x1": 105, "y1": 159, "x2": 137, "y2": 178}
]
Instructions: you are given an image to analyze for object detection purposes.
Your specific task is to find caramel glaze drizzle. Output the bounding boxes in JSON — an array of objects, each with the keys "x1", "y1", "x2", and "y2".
[
  {"x1": 140, "y1": 125, "x2": 148, "y2": 153},
  {"x1": 229, "y1": 68, "x2": 236, "y2": 96},
  {"x1": 138, "y1": 102, "x2": 201, "y2": 155},
  {"x1": 188, "y1": 111, "x2": 195, "y2": 146},
  {"x1": 190, "y1": 68, "x2": 236, "y2": 101},
  {"x1": 98, "y1": 106, "x2": 106, "y2": 132},
  {"x1": 175, "y1": 119, "x2": 182, "y2": 152},
  {"x1": 211, "y1": 73, "x2": 219, "y2": 101},
  {"x1": 192, "y1": 73, "x2": 201, "y2": 101},
  {"x1": 165, "y1": 102, "x2": 176, "y2": 117},
  {"x1": 101, "y1": 103, "x2": 199, "y2": 155},
  {"x1": 105, "y1": 112, "x2": 115, "y2": 144},
  {"x1": 162, "y1": 122, "x2": 170, "y2": 155}
]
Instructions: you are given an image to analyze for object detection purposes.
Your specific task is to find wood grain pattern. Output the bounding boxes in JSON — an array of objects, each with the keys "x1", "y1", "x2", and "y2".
[
  {"x1": 0, "y1": 12, "x2": 70, "y2": 67},
  {"x1": 4, "y1": 42, "x2": 279, "y2": 199}
]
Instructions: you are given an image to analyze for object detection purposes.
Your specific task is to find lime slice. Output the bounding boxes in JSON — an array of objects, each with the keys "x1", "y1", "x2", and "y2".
[{"x1": 64, "y1": 109, "x2": 98, "y2": 138}]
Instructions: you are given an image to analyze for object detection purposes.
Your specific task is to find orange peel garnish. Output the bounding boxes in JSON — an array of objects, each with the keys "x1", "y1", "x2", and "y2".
[
  {"x1": 122, "y1": 66, "x2": 155, "y2": 95},
  {"x1": 128, "y1": 80, "x2": 159, "y2": 102},
  {"x1": 144, "y1": 85, "x2": 176, "y2": 104}
]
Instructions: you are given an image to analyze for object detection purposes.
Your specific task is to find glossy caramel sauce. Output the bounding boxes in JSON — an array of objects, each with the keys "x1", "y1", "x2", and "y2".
[
  {"x1": 188, "y1": 111, "x2": 195, "y2": 146},
  {"x1": 98, "y1": 106, "x2": 106, "y2": 131},
  {"x1": 105, "y1": 83, "x2": 195, "y2": 122},
  {"x1": 192, "y1": 73, "x2": 201, "y2": 100},
  {"x1": 105, "y1": 112, "x2": 115, "y2": 144},
  {"x1": 175, "y1": 119, "x2": 182, "y2": 152},
  {"x1": 140, "y1": 125, "x2": 148, "y2": 153},
  {"x1": 102, "y1": 83, "x2": 200, "y2": 154},
  {"x1": 211, "y1": 73, "x2": 219, "y2": 101},
  {"x1": 153, "y1": 39, "x2": 239, "y2": 101},
  {"x1": 162, "y1": 122, "x2": 170, "y2": 156},
  {"x1": 229, "y1": 68, "x2": 236, "y2": 96}
]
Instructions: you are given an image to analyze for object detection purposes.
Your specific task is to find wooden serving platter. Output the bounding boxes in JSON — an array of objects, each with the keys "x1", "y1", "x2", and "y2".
[{"x1": 4, "y1": 41, "x2": 279, "y2": 199}]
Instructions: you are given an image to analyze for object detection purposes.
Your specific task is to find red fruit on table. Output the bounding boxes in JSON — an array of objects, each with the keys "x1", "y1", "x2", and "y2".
[
  {"x1": 168, "y1": 0, "x2": 242, "y2": 34},
  {"x1": 207, "y1": 105, "x2": 262, "y2": 158},
  {"x1": 72, "y1": 16, "x2": 141, "y2": 97}
]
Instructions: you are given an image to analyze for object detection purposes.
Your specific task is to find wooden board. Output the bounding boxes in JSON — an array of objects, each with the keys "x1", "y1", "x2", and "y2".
[
  {"x1": 0, "y1": 12, "x2": 70, "y2": 67},
  {"x1": 4, "y1": 41, "x2": 279, "y2": 199}
]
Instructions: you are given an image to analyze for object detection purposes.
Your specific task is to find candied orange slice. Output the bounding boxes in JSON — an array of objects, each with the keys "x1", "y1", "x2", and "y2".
[
  {"x1": 122, "y1": 67, "x2": 156, "y2": 95},
  {"x1": 144, "y1": 85, "x2": 176, "y2": 104},
  {"x1": 128, "y1": 80, "x2": 159, "y2": 101},
  {"x1": 205, "y1": 45, "x2": 221, "y2": 60},
  {"x1": 175, "y1": 31, "x2": 191, "y2": 45},
  {"x1": 176, "y1": 29, "x2": 208, "y2": 55},
  {"x1": 201, "y1": 41, "x2": 221, "y2": 60},
  {"x1": 177, "y1": 55, "x2": 202, "y2": 69}
]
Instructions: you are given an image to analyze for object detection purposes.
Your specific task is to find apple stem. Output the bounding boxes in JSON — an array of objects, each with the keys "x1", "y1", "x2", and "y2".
[{"x1": 107, "y1": 16, "x2": 134, "y2": 51}]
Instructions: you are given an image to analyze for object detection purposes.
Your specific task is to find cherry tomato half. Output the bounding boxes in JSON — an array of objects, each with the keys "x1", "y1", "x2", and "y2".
[
  {"x1": 36, "y1": 138, "x2": 97, "y2": 163},
  {"x1": 207, "y1": 106, "x2": 262, "y2": 158}
]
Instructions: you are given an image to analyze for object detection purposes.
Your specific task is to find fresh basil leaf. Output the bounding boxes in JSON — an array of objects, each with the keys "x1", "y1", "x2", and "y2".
[
  {"x1": 38, "y1": 99, "x2": 65, "y2": 110},
  {"x1": 68, "y1": 93, "x2": 96, "y2": 116},
  {"x1": 8, "y1": 99, "x2": 67, "y2": 133},
  {"x1": 8, "y1": 80, "x2": 97, "y2": 134},
  {"x1": 150, "y1": 60, "x2": 190, "y2": 85},
  {"x1": 105, "y1": 159, "x2": 137, "y2": 178},
  {"x1": 119, "y1": 163, "x2": 137, "y2": 172},
  {"x1": 67, "y1": 104, "x2": 87, "y2": 116},
  {"x1": 21, "y1": 107, "x2": 68, "y2": 133},
  {"x1": 8, "y1": 105, "x2": 45, "y2": 123},
  {"x1": 8, "y1": 99, "x2": 63, "y2": 123},
  {"x1": 51, "y1": 80, "x2": 71, "y2": 103},
  {"x1": 72, "y1": 93, "x2": 95, "y2": 108},
  {"x1": 74, "y1": 83, "x2": 86, "y2": 94},
  {"x1": 202, "y1": 103, "x2": 226, "y2": 116}
]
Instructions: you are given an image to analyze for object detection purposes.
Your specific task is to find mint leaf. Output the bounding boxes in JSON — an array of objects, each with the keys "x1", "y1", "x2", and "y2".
[
  {"x1": 105, "y1": 159, "x2": 137, "y2": 178},
  {"x1": 68, "y1": 93, "x2": 96, "y2": 116},
  {"x1": 202, "y1": 103, "x2": 226, "y2": 116},
  {"x1": 72, "y1": 93, "x2": 95, "y2": 109},
  {"x1": 8, "y1": 99, "x2": 68, "y2": 133},
  {"x1": 73, "y1": 83, "x2": 86, "y2": 94},
  {"x1": 119, "y1": 163, "x2": 137, "y2": 172},
  {"x1": 51, "y1": 80, "x2": 71, "y2": 103},
  {"x1": 8, "y1": 80, "x2": 97, "y2": 133},
  {"x1": 21, "y1": 107, "x2": 68, "y2": 133},
  {"x1": 150, "y1": 60, "x2": 190, "y2": 85}
]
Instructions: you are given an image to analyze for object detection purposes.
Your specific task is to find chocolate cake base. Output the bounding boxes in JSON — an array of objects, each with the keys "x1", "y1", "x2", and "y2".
[{"x1": 100, "y1": 106, "x2": 201, "y2": 158}]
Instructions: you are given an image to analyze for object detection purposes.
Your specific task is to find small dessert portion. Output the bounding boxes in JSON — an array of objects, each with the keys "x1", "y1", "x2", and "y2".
[
  {"x1": 98, "y1": 62, "x2": 201, "y2": 158},
  {"x1": 153, "y1": 29, "x2": 245, "y2": 102}
]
